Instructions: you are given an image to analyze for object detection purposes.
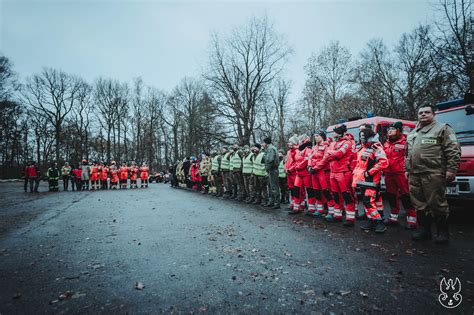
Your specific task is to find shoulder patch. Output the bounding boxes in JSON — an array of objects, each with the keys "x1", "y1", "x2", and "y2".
[{"x1": 394, "y1": 144, "x2": 405, "y2": 149}]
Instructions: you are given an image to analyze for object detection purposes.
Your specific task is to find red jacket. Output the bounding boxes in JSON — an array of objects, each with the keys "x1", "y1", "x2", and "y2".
[
  {"x1": 130, "y1": 167, "x2": 138, "y2": 180},
  {"x1": 352, "y1": 141, "x2": 388, "y2": 187},
  {"x1": 140, "y1": 166, "x2": 149, "y2": 180},
  {"x1": 190, "y1": 162, "x2": 201, "y2": 182},
  {"x1": 100, "y1": 167, "x2": 109, "y2": 181},
  {"x1": 317, "y1": 134, "x2": 355, "y2": 173},
  {"x1": 26, "y1": 165, "x2": 38, "y2": 177},
  {"x1": 119, "y1": 167, "x2": 129, "y2": 180},
  {"x1": 294, "y1": 143, "x2": 312, "y2": 177},
  {"x1": 72, "y1": 169, "x2": 82, "y2": 178},
  {"x1": 284, "y1": 148, "x2": 297, "y2": 174},
  {"x1": 383, "y1": 136, "x2": 406, "y2": 174},
  {"x1": 310, "y1": 141, "x2": 330, "y2": 171}
]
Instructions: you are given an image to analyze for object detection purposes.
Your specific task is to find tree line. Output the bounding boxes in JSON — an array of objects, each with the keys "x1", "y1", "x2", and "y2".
[{"x1": 0, "y1": 0, "x2": 472, "y2": 176}]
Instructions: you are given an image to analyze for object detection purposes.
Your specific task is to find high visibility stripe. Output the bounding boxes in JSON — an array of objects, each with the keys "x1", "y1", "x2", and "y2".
[
  {"x1": 316, "y1": 204, "x2": 324, "y2": 211},
  {"x1": 346, "y1": 213, "x2": 355, "y2": 219},
  {"x1": 328, "y1": 206, "x2": 335, "y2": 216},
  {"x1": 390, "y1": 213, "x2": 399, "y2": 220},
  {"x1": 308, "y1": 204, "x2": 315, "y2": 211},
  {"x1": 407, "y1": 216, "x2": 417, "y2": 223}
]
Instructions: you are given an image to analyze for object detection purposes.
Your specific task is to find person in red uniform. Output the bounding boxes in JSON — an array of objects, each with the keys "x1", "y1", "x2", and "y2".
[
  {"x1": 90, "y1": 162, "x2": 100, "y2": 190},
  {"x1": 110, "y1": 162, "x2": 119, "y2": 190},
  {"x1": 140, "y1": 163, "x2": 149, "y2": 188},
  {"x1": 309, "y1": 129, "x2": 335, "y2": 218},
  {"x1": 316, "y1": 124, "x2": 356, "y2": 224},
  {"x1": 353, "y1": 128, "x2": 389, "y2": 233},
  {"x1": 290, "y1": 134, "x2": 313, "y2": 214},
  {"x1": 284, "y1": 135, "x2": 299, "y2": 212},
  {"x1": 189, "y1": 157, "x2": 201, "y2": 190},
  {"x1": 383, "y1": 122, "x2": 417, "y2": 229},
  {"x1": 129, "y1": 162, "x2": 139, "y2": 189},
  {"x1": 99, "y1": 162, "x2": 109, "y2": 190},
  {"x1": 119, "y1": 163, "x2": 129, "y2": 189},
  {"x1": 26, "y1": 161, "x2": 40, "y2": 193}
]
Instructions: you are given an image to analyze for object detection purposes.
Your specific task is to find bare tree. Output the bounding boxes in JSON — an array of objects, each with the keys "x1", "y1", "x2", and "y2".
[
  {"x1": 205, "y1": 16, "x2": 292, "y2": 145},
  {"x1": 269, "y1": 79, "x2": 291, "y2": 149},
  {"x1": 304, "y1": 41, "x2": 353, "y2": 126},
  {"x1": 22, "y1": 68, "x2": 80, "y2": 162},
  {"x1": 434, "y1": 0, "x2": 473, "y2": 93}
]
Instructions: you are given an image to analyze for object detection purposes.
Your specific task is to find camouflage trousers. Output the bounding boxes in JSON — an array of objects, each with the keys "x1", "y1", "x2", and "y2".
[
  {"x1": 409, "y1": 173, "x2": 449, "y2": 218},
  {"x1": 243, "y1": 174, "x2": 254, "y2": 200}
]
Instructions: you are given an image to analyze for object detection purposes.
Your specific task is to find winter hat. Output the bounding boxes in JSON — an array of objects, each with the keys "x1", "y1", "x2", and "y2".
[
  {"x1": 254, "y1": 143, "x2": 262, "y2": 149},
  {"x1": 263, "y1": 137, "x2": 272, "y2": 144},
  {"x1": 390, "y1": 121, "x2": 403, "y2": 133},
  {"x1": 298, "y1": 134, "x2": 311, "y2": 144},
  {"x1": 315, "y1": 128, "x2": 327, "y2": 141},
  {"x1": 333, "y1": 124, "x2": 347, "y2": 135}
]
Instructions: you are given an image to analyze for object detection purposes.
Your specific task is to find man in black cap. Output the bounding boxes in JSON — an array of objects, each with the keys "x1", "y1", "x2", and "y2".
[{"x1": 262, "y1": 137, "x2": 280, "y2": 209}]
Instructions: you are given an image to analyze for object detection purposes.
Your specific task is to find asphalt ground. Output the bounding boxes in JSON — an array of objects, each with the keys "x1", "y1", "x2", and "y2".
[{"x1": 0, "y1": 181, "x2": 473, "y2": 314}]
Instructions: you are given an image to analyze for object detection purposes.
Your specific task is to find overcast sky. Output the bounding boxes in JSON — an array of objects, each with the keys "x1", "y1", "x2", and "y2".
[{"x1": 1, "y1": 0, "x2": 436, "y2": 104}]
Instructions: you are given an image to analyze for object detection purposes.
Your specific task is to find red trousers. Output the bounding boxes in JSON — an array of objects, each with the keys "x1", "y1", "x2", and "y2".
[
  {"x1": 330, "y1": 171, "x2": 355, "y2": 220},
  {"x1": 385, "y1": 173, "x2": 417, "y2": 226},
  {"x1": 311, "y1": 170, "x2": 334, "y2": 213}
]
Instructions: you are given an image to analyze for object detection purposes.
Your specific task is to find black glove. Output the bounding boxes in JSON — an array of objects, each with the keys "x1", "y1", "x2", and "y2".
[
  {"x1": 308, "y1": 167, "x2": 315, "y2": 174},
  {"x1": 364, "y1": 171, "x2": 374, "y2": 182}
]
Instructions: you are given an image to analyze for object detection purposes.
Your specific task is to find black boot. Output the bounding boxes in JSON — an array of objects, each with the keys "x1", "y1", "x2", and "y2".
[
  {"x1": 434, "y1": 216, "x2": 450, "y2": 244},
  {"x1": 412, "y1": 211, "x2": 432, "y2": 241},
  {"x1": 360, "y1": 219, "x2": 377, "y2": 231}
]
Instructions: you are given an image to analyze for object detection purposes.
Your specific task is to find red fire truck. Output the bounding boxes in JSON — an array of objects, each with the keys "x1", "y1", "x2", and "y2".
[
  {"x1": 326, "y1": 116, "x2": 416, "y2": 143},
  {"x1": 436, "y1": 96, "x2": 474, "y2": 201}
]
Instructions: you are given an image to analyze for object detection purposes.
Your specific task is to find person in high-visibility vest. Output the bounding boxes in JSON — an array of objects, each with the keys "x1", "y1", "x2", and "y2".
[
  {"x1": 242, "y1": 145, "x2": 255, "y2": 203},
  {"x1": 230, "y1": 144, "x2": 245, "y2": 201},
  {"x1": 220, "y1": 147, "x2": 232, "y2": 198},
  {"x1": 252, "y1": 144, "x2": 268, "y2": 205},
  {"x1": 278, "y1": 149, "x2": 288, "y2": 204},
  {"x1": 200, "y1": 152, "x2": 211, "y2": 194}
]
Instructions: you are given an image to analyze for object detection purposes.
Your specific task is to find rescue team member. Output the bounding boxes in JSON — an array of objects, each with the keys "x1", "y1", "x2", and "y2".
[
  {"x1": 292, "y1": 134, "x2": 313, "y2": 214},
  {"x1": 317, "y1": 124, "x2": 356, "y2": 223},
  {"x1": 309, "y1": 129, "x2": 335, "y2": 218},
  {"x1": 140, "y1": 163, "x2": 149, "y2": 188},
  {"x1": 81, "y1": 160, "x2": 90, "y2": 190},
  {"x1": 284, "y1": 135, "x2": 299, "y2": 211},
  {"x1": 22, "y1": 161, "x2": 30, "y2": 192},
  {"x1": 278, "y1": 149, "x2": 288, "y2": 204},
  {"x1": 130, "y1": 162, "x2": 139, "y2": 189},
  {"x1": 26, "y1": 161, "x2": 40, "y2": 193},
  {"x1": 100, "y1": 163, "x2": 109, "y2": 190},
  {"x1": 261, "y1": 137, "x2": 280, "y2": 209},
  {"x1": 71, "y1": 165, "x2": 81, "y2": 191},
  {"x1": 352, "y1": 128, "x2": 388, "y2": 232},
  {"x1": 47, "y1": 162, "x2": 60, "y2": 192},
  {"x1": 406, "y1": 104, "x2": 461, "y2": 244},
  {"x1": 110, "y1": 162, "x2": 119, "y2": 189},
  {"x1": 119, "y1": 163, "x2": 129, "y2": 189},
  {"x1": 90, "y1": 162, "x2": 100, "y2": 190},
  {"x1": 189, "y1": 157, "x2": 201, "y2": 190},
  {"x1": 61, "y1": 162, "x2": 72, "y2": 191},
  {"x1": 383, "y1": 122, "x2": 417, "y2": 229}
]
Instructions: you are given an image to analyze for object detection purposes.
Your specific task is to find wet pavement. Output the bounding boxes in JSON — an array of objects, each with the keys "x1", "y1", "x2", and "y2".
[{"x1": 0, "y1": 182, "x2": 473, "y2": 314}]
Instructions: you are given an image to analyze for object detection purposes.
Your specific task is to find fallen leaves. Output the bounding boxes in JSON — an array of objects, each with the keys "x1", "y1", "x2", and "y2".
[{"x1": 360, "y1": 291, "x2": 368, "y2": 298}]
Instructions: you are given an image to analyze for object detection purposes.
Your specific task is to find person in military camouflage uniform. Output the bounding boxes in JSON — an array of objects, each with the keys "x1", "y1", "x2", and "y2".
[
  {"x1": 242, "y1": 145, "x2": 255, "y2": 203},
  {"x1": 47, "y1": 162, "x2": 60, "y2": 192},
  {"x1": 220, "y1": 147, "x2": 233, "y2": 198},
  {"x1": 210, "y1": 149, "x2": 223, "y2": 197},
  {"x1": 252, "y1": 144, "x2": 268, "y2": 205},
  {"x1": 176, "y1": 159, "x2": 184, "y2": 188},
  {"x1": 406, "y1": 104, "x2": 461, "y2": 244},
  {"x1": 230, "y1": 144, "x2": 245, "y2": 201},
  {"x1": 262, "y1": 137, "x2": 280, "y2": 209},
  {"x1": 199, "y1": 152, "x2": 211, "y2": 194}
]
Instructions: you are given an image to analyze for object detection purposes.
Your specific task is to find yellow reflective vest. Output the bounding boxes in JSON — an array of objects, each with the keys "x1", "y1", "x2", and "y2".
[{"x1": 253, "y1": 151, "x2": 267, "y2": 176}]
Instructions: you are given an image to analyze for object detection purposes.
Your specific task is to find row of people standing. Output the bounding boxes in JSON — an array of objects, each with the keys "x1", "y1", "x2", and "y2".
[
  {"x1": 171, "y1": 104, "x2": 461, "y2": 243},
  {"x1": 24, "y1": 160, "x2": 150, "y2": 192},
  {"x1": 173, "y1": 137, "x2": 287, "y2": 209}
]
